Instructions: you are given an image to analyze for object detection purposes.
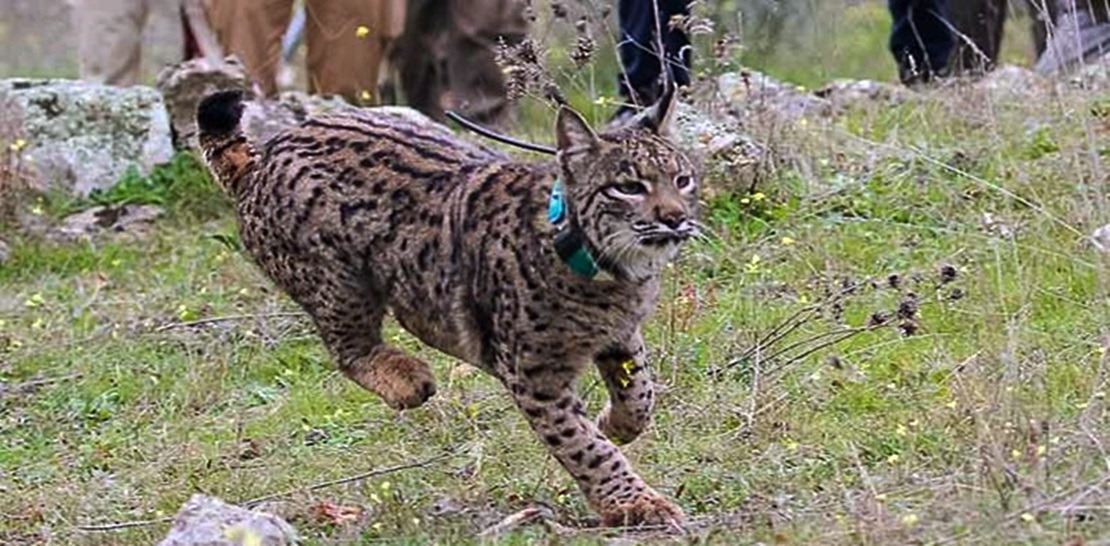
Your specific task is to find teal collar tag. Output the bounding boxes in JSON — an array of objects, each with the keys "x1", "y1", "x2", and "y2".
[
  {"x1": 548, "y1": 178, "x2": 566, "y2": 224},
  {"x1": 548, "y1": 178, "x2": 606, "y2": 279}
]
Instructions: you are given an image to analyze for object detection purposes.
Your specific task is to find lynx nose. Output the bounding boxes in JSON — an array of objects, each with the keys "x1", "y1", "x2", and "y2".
[{"x1": 658, "y1": 208, "x2": 687, "y2": 230}]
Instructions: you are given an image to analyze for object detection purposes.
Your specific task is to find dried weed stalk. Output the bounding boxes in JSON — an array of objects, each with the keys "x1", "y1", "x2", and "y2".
[
  {"x1": 713, "y1": 262, "x2": 967, "y2": 378},
  {"x1": 0, "y1": 98, "x2": 32, "y2": 227}
]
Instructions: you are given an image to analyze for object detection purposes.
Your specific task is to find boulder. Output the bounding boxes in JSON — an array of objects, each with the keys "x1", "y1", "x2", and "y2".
[
  {"x1": 814, "y1": 78, "x2": 916, "y2": 113},
  {"x1": 671, "y1": 101, "x2": 763, "y2": 160},
  {"x1": 157, "y1": 494, "x2": 299, "y2": 546},
  {"x1": 1092, "y1": 223, "x2": 1110, "y2": 254},
  {"x1": 0, "y1": 79, "x2": 174, "y2": 197},
  {"x1": 155, "y1": 56, "x2": 255, "y2": 151},
  {"x1": 971, "y1": 65, "x2": 1053, "y2": 99},
  {"x1": 717, "y1": 69, "x2": 830, "y2": 121},
  {"x1": 155, "y1": 57, "x2": 460, "y2": 153}
]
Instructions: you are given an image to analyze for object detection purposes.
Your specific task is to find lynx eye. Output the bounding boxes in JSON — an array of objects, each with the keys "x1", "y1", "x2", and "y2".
[
  {"x1": 675, "y1": 175, "x2": 695, "y2": 191},
  {"x1": 608, "y1": 181, "x2": 649, "y2": 197}
]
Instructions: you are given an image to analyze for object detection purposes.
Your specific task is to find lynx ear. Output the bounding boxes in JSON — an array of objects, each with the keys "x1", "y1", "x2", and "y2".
[
  {"x1": 556, "y1": 106, "x2": 600, "y2": 155},
  {"x1": 636, "y1": 82, "x2": 678, "y2": 135}
]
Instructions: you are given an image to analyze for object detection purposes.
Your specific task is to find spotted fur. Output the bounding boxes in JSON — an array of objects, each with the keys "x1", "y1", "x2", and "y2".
[{"x1": 195, "y1": 88, "x2": 699, "y2": 526}]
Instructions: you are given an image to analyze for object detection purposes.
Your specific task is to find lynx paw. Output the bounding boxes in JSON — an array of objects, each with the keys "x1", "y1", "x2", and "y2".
[
  {"x1": 346, "y1": 349, "x2": 436, "y2": 410},
  {"x1": 597, "y1": 490, "x2": 684, "y2": 528}
]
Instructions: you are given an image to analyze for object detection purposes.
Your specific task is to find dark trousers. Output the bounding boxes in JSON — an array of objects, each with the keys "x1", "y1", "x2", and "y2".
[
  {"x1": 888, "y1": 0, "x2": 954, "y2": 81},
  {"x1": 617, "y1": 0, "x2": 691, "y2": 108}
]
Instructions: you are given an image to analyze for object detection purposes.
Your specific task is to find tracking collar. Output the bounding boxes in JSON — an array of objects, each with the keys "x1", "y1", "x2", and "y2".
[{"x1": 547, "y1": 179, "x2": 613, "y2": 281}]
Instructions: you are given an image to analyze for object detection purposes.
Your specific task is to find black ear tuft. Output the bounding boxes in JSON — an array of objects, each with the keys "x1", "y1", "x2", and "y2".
[
  {"x1": 556, "y1": 105, "x2": 600, "y2": 154},
  {"x1": 196, "y1": 89, "x2": 246, "y2": 137},
  {"x1": 637, "y1": 82, "x2": 677, "y2": 135}
]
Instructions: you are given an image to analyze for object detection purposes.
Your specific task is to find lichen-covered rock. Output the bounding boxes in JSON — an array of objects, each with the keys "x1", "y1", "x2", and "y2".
[
  {"x1": 669, "y1": 101, "x2": 765, "y2": 199},
  {"x1": 156, "y1": 56, "x2": 255, "y2": 151},
  {"x1": 1092, "y1": 223, "x2": 1110, "y2": 254},
  {"x1": 239, "y1": 91, "x2": 359, "y2": 147},
  {"x1": 814, "y1": 78, "x2": 916, "y2": 113},
  {"x1": 0, "y1": 78, "x2": 174, "y2": 196},
  {"x1": 971, "y1": 65, "x2": 1053, "y2": 99},
  {"x1": 155, "y1": 57, "x2": 452, "y2": 154},
  {"x1": 1065, "y1": 52, "x2": 1110, "y2": 91},
  {"x1": 717, "y1": 70, "x2": 831, "y2": 121},
  {"x1": 157, "y1": 494, "x2": 299, "y2": 546}
]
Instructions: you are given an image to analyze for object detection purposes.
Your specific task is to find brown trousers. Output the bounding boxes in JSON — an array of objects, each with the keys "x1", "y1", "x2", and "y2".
[{"x1": 204, "y1": 0, "x2": 403, "y2": 104}]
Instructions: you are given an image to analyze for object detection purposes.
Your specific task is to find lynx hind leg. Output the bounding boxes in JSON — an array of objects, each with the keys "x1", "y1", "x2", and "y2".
[
  {"x1": 595, "y1": 332, "x2": 655, "y2": 444},
  {"x1": 277, "y1": 262, "x2": 436, "y2": 410}
]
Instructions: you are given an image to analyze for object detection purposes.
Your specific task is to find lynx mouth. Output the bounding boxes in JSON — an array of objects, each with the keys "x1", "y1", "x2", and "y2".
[{"x1": 638, "y1": 232, "x2": 692, "y2": 247}]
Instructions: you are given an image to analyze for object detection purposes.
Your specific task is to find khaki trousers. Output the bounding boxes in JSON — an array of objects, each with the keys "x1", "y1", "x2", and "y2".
[
  {"x1": 204, "y1": 0, "x2": 403, "y2": 104},
  {"x1": 72, "y1": 0, "x2": 152, "y2": 86}
]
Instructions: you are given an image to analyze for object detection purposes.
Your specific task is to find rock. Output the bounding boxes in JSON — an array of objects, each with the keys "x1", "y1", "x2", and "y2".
[
  {"x1": 0, "y1": 78, "x2": 174, "y2": 197},
  {"x1": 156, "y1": 56, "x2": 256, "y2": 151},
  {"x1": 158, "y1": 494, "x2": 299, "y2": 546},
  {"x1": 0, "y1": 239, "x2": 8, "y2": 265},
  {"x1": 671, "y1": 101, "x2": 763, "y2": 160},
  {"x1": 717, "y1": 69, "x2": 830, "y2": 121},
  {"x1": 154, "y1": 57, "x2": 466, "y2": 155},
  {"x1": 814, "y1": 78, "x2": 916, "y2": 112},
  {"x1": 1065, "y1": 51, "x2": 1110, "y2": 90},
  {"x1": 1092, "y1": 223, "x2": 1110, "y2": 253},
  {"x1": 669, "y1": 100, "x2": 765, "y2": 199},
  {"x1": 972, "y1": 65, "x2": 1052, "y2": 99},
  {"x1": 57, "y1": 204, "x2": 163, "y2": 240},
  {"x1": 239, "y1": 91, "x2": 360, "y2": 146}
]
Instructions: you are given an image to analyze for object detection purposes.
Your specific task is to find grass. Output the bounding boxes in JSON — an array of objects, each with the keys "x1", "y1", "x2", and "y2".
[{"x1": 2, "y1": 1, "x2": 1110, "y2": 544}]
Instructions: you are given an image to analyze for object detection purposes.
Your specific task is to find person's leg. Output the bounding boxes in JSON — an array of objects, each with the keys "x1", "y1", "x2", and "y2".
[
  {"x1": 1036, "y1": 0, "x2": 1110, "y2": 74},
  {"x1": 205, "y1": 0, "x2": 293, "y2": 96},
  {"x1": 304, "y1": 0, "x2": 388, "y2": 104},
  {"x1": 662, "y1": 0, "x2": 692, "y2": 88},
  {"x1": 182, "y1": 2, "x2": 201, "y2": 61},
  {"x1": 443, "y1": 0, "x2": 529, "y2": 127},
  {"x1": 888, "y1": 0, "x2": 954, "y2": 85},
  {"x1": 947, "y1": 0, "x2": 1007, "y2": 74},
  {"x1": 72, "y1": 0, "x2": 149, "y2": 86},
  {"x1": 617, "y1": 0, "x2": 658, "y2": 108},
  {"x1": 617, "y1": 0, "x2": 690, "y2": 114},
  {"x1": 394, "y1": 0, "x2": 450, "y2": 119},
  {"x1": 377, "y1": 0, "x2": 408, "y2": 104}
]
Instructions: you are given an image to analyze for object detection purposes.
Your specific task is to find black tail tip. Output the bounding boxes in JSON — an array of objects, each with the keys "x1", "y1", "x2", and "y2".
[{"x1": 197, "y1": 89, "x2": 246, "y2": 137}]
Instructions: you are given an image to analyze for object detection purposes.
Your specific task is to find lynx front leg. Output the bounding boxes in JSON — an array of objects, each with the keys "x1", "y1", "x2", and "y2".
[
  {"x1": 595, "y1": 331, "x2": 655, "y2": 444},
  {"x1": 508, "y1": 369, "x2": 683, "y2": 527}
]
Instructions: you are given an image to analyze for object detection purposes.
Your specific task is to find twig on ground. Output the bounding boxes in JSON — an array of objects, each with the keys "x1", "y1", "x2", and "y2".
[
  {"x1": 6, "y1": 373, "x2": 83, "y2": 392},
  {"x1": 478, "y1": 506, "x2": 553, "y2": 537},
  {"x1": 76, "y1": 516, "x2": 175, "y2": 532},
  {"x1": 241, "y1": 451, "x2": 453, "y2": 508},
  {"x1": 153, "y1": 312, "x2": 307, "y2": 332}
]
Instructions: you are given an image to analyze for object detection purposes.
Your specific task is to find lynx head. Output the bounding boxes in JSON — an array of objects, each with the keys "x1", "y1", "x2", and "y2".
[{"x1": 554, "y1": 86, "x2": 699, "y2": 281}]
